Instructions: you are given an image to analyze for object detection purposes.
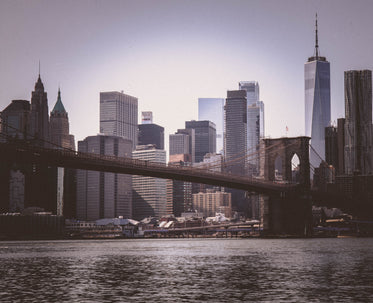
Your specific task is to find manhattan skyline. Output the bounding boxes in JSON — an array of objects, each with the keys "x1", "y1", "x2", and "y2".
[{"x1": 1, "y1": 0, "x2": 373, "y2": 150}]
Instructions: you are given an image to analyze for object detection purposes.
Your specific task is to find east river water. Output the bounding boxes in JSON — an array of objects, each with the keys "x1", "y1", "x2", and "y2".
[{"x1": 0, "y1": 238, "x2": 373, "y2": 302}]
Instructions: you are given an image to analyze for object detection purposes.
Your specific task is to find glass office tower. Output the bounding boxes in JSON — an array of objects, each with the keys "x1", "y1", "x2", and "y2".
[
  {"x1": 304, "y1": 16, "x2": 331, "y2": 169},
  {"x1": 239, "y1": 81, "x2": 265, "y2": 176},
  {"x1": 198, "y1": 98, "x2": 224, "y2": 154}
]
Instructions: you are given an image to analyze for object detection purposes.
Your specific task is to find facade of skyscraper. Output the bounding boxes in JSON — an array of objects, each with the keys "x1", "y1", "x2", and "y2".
[
  {"x1": 224, "y1": 90, "x2": 247, "y2": 176},
  {"x1": 132, "y1": 145, "x2": 167, "y2": 220},
  {"x1": 344, "y1": 70, "x2": 373, "y2": 175},
  {"x1": 185, "y1": 120, "x2": 216, "y2": 163},
  {"x1": 304, "y1": 17, "x2": 331, "y2": 169},
  {"x1": 198, "y1": 98, "x2": 225, "y2": 154},
  {"x1": 76, "y1": 135, "x2": 133, "y2": 221},
  {"x1": 138, "y1": 123, "x2": 164, "y2": 150},
  {"x1": 100, "y1": 91, "x2": 138, "y2": 149}
]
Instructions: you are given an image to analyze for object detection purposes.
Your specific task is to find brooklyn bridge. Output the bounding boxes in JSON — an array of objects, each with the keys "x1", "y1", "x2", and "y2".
[{"x1": 0, "y1": 133, "x2": 363, "y2": 235}]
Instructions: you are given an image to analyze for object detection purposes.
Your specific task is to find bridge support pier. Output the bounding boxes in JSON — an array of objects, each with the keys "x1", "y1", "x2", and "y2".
[{"x1": 261, "y1": 193, "x2": 313, "y2": 237}]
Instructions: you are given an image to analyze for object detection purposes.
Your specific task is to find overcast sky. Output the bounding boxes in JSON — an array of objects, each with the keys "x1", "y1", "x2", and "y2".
[{"x1": 1, "y1": 0, "x2": 373, "y2": 150}]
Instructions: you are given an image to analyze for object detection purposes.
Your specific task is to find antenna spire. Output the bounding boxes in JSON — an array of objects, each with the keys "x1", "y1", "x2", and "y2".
[{"x1": 315, "y1": 13, "x2": 319, "y2": 59}]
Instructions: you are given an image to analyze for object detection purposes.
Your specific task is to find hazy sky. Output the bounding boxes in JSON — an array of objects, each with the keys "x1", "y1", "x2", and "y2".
[{"x1": 1, "y1": 0, "x2": 373, "y2": 150}]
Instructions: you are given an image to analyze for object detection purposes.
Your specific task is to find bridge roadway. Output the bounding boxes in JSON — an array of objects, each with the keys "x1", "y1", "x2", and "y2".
[{"x1": 0, "y1": 142, "x2": 301, "y2": 195}]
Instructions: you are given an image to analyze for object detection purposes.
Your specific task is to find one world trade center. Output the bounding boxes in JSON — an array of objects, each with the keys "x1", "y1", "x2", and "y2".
[{"x1": 305, "y1": 14, "x2": 331, "y2": 170}]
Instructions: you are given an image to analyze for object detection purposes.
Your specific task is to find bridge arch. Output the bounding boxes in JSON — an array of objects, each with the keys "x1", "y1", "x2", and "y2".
[{"x1": 260, "y1": 136, "x2": 310, "y2": 187}]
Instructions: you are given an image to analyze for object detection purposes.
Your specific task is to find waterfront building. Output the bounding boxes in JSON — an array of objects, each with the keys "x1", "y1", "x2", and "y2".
[
  {"x1": 138, "y1": 123, "x2": 164, "y2": 150},
  {"x1": 192, "y1": 189, "x2": 232, "y2": 218},
  {"x1": 198, "y1": 98, "x2": 225, "y2": 154},
  {"x1": 344, "y1": 70, "x2": 373, "y2": 175},
  {"x1": 304, "y1": 16, "x2": 331, "y2": 169},
  {"x1": 132, "y1": 145, "x2": 167, "y2": 220},
  {"x1": 100, "y1": 91, "x2": 138, "y2": 149},
  {"x1": 76, "y1": 135, "x2": 133, "y2": 221},
  {"x1": 185, "y1": 120, "x2": 216, "y2": 163}
]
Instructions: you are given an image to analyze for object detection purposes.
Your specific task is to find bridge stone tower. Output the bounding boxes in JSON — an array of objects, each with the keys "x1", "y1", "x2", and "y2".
[
  {"x1": 260, "y1": 136, "x2": 310, "y2": 187},
  {"x1": 259, "y1": 136, "x2": 312, "y2": 236}
]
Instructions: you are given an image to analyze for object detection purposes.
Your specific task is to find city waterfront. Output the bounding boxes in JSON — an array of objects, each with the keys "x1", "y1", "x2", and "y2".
[{"x1": 1, "y1": 238, "x2": 373, "y2": 302}]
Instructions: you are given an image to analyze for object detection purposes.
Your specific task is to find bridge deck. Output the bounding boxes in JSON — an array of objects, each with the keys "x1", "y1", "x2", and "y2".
[{"x1": 0, "y1": 142, "x2": 302, "y2": 195}]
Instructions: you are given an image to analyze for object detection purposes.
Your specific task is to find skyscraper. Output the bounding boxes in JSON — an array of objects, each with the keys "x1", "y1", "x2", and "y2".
[
  {"x1": 337, "y1": 118, "x2": 346, "y2": 175},
  {"x1": 185, "y1": 120, "x2": 216, "y2": 163},
  {"x1": 26, "y1": 75, "x2": 56, "y2": 212},
  {"x1": 344, "y1": 70, "x2": 373, "y2": 175},
  {"x1": 50, "y1": 89, "x2": 76, "y2": 217},
  {"x1": 225, "y1": 90, "x2": 248, "y2": 215},
  {"x1": 198, "y1": 98, "x2": 225, "y2": 153},
  {"x1": 132, "y1": 145, "x2": 167, "y2": 220},
  {"x1": 138, "y1": 124, "x2": 164, "y2": 150},
  {"x1": 30, "y1": 74, "x2": 50, "y2": 147},
  {"x1": 325, "y1": 125, "x2": 338, "y2": 173},
  {"x1": 239, "y1": 81, "x2": 265, "y2": 176},
  {"x1": 76, "y1": 135, "x2": 133, "y2": 220},
  {"x1": 0, "y1": 100, "x2": 31, "y2": 212},
  {"x1": 169, "y1": 128, "x2": 195, "y2": 163},
  {"x1": 304, "y1": 15, "x2": 331, "y2": 169},
  {"x1": 50, "y1": 88, "x2": 75, "y2": 150},
  {"x1": 224, "y1": 90, "x2": 247, "y2": 176},
  {"x1": 239, "y1": 81, "x2": 260, "y2": 106},
  {"x1": 0, "y1": 100, "x2": 30, "y2": 141},
  {"x1": 100, "y1": 91, "x2": 138, "y2": 149}
]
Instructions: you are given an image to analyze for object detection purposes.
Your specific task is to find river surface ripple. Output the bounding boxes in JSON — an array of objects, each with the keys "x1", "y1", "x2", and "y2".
[{"x1": 0, "y1": 238, "x2": 373, "y2": 302}]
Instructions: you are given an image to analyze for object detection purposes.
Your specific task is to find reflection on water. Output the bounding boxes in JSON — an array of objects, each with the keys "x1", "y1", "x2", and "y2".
[{"x1": 0, "y1": 238, "x2": 373, "y2": 302}]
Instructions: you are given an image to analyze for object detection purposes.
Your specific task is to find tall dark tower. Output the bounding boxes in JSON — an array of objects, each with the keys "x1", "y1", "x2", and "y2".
[
  {"x1": 30, "y1": 74, "x2": 50, "y2": 146},
  {"x1": 25, "y1": 73, "x2": 56, "y2": 212}
]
